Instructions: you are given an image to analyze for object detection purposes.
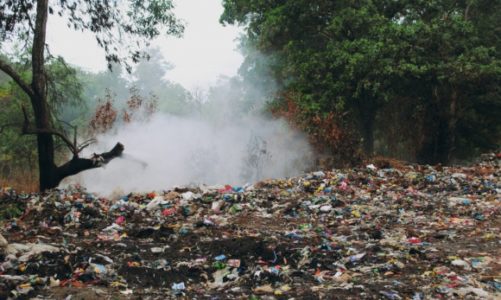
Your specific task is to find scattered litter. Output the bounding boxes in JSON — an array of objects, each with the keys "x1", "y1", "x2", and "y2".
[{"x1": 0, "y1": 153, "x2": 499, "y2": 298}]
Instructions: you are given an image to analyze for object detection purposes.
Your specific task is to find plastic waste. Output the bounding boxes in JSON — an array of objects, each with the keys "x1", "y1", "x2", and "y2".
[{"x1": 0, "y1": 152, "x2": 499, "y2": 298}]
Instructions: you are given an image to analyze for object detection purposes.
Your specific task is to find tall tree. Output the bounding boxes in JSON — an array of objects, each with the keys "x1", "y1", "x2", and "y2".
[{"x1": 0, "y1": 0, "x2": 183, "y2": 190}]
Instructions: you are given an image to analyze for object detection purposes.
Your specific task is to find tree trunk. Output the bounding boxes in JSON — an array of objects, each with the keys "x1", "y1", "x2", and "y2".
[
  {"x1": 432, "y1": 89, "x2": 457, "y2": 164},
  {"x1": 416, "y1": 86, "x2": 457, "y2": 165},
  {"x1": 445, "y1": 88, "x2": 458, "y2": 162},
  {"x1": 361, "y1": 114, "x2": 375, "y2": 155},
  {"x1": 36, "y1": 132, "x2": 58, "y2": 190},
  {"x1": 358, "y1": 96, "x2": 376, "y2": 156},
  {"x1": 31, "y1": 0, "x2": 57, "y2": 190}
]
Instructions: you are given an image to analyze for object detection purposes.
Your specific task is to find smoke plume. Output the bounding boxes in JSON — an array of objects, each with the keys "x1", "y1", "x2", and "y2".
[{"x1": 71, "y1": 110, "x2": 313, "y2": 195}]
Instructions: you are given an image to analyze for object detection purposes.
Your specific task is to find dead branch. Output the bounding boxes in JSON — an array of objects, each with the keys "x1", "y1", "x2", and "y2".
[
  {"x1": 55, "y1": 120, "x2": 98, "y2": 154},
  {"x1": 57, "y1": 142, "x2": 124, "y2": 180}
]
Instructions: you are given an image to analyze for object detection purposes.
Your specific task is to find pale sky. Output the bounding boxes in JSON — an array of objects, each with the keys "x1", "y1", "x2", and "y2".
[{"x1": 45, "y1": 0, "x2": 243, "y2": 91}]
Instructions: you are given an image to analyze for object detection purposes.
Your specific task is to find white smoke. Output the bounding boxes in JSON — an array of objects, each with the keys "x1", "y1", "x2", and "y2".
[{"x1": 71, "y1": 112, "x2": 313, "y2": 194}]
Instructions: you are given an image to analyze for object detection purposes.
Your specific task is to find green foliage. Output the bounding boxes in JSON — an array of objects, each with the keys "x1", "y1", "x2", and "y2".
[
  {"x1": 222, "y1": 0, "x2": 501, "y2": 164},
  {"x1": 0, "y1": 66, "x2": 37, "y2": 182},
  {"x1": 1, "y1": 0, "x2": 184, "y2": 71},
  {"x1": 0, "y1": 52, "x2": 85, "y2": 183},
  {"x1": 46, "y1": 56, "x2": 84, "y2": 114}
]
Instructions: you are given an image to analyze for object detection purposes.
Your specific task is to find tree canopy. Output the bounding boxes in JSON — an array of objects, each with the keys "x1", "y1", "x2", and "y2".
[
  {"x1": 221, "y1": 0, "x2": 501, "y2": 164},
  {"x1": 1, "y1": 0, "x2": 183, "y2": 69}
]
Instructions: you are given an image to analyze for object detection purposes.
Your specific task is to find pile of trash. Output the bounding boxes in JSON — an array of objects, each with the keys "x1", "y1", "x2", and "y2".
[{"x1": 0, "y1": 153, "x2": 500, "y2": 299}]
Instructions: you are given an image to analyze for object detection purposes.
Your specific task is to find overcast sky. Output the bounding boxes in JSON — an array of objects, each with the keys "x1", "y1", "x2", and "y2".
[{"x1": 45, "y1": 0, "x2": 244, "y2": 91}]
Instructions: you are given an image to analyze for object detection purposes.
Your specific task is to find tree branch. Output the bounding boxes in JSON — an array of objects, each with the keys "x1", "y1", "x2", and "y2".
[
  {"x1": 77, "y1": 138, "x2": 97, "y2": 153},
  {"x1": 23, "y1": 126, "x2": 79, "y2": 155},
  {"x1": 20, "y1": 0, "x2": 36, "y2": 32},
  {"x1": 56, "y1": 118, "x2": 78, "y2": 150},
  {"x1": 0, "y1": 59, "x2": 34, "y2": 98},
  {"x1": 57, "y1": 142, "x2": 124, "y2": 179},
  {"x1": 54, "y1": 119, "x2": 98, "y2": 154}
]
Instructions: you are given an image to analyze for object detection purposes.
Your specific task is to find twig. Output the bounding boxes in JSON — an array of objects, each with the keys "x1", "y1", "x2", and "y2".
[
  {"x1": 77, "y1": 138, "x2": 97, "y2": 153},
  {"x1": 20, "y1": 0, "x2": 36, "y2": 31},
  {"x1": 55, "y1": 118, "x2": 78, "y2": 147}
]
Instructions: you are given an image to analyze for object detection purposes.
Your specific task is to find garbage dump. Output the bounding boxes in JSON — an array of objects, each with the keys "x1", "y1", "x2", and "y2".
[{"x1": 0, "y1": 153, "x2": 499, "y2": 299}]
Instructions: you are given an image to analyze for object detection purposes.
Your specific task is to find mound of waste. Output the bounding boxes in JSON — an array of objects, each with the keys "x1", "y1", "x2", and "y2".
[{"x1": 0, "y1": 154, "x2": 500, "y2": 299}]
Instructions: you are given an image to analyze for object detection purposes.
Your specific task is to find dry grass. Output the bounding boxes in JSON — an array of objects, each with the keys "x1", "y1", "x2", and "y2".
[{"x1": 0, "y1": 174, "x2": 38, "y2": 193}]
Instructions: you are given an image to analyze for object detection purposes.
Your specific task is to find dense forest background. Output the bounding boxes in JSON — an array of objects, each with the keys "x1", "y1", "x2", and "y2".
[
  {"x1": 220, "y1": 0, "x2": 500, "y2": 165},
  {"x1": 1, "y1": 0, "x2": 500, "y2": 190}
]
